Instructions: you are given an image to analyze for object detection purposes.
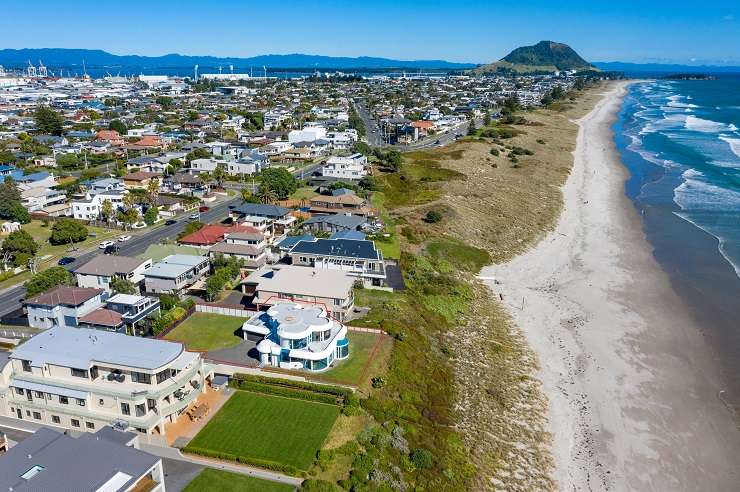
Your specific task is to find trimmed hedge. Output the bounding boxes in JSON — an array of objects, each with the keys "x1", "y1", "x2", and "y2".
[
  {"x1": 232, "y1": 380, "x2": 339, "y2": 406},
  {"x1": 183, "y1": 446, "x2": 303, "y2": 477},
  {"x1": 231, "y1": 373, "x2": 354, "y2": 404}
]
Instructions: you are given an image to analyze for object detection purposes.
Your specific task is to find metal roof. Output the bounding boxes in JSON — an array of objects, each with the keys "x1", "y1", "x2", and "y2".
[
  {"x1": 10, "y1": 326, "x2": 183, "y2": 370},
  {"x1": 290, "y1": 238, "x2": 379, "y2": 260},
  {"x1": 0, "y1": 427, "x2": 160, "y2": 492}
]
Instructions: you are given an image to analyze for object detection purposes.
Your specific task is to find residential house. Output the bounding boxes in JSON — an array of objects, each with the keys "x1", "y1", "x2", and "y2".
[
  {"x1": 72, "y1": 190, "x2": 126, "y2": 221},
  {"x1": 240, "y1": 265, "x2": 355, "y2": 321},
  {"x1": 78, "y1": 294, "x2": 161, "y2": 335},
  {"x1": 208, "y1": 230, "x2": 267, "y2": 270},
  {"x1": 122, "y1": 171, "x2": 162, "y2": 190},
  {"x1": 74, "y1": 255, "x2": 153, "y2": 292},
  {"x1": 244, "y1": 302, "x2": 349, "y2": 372},
  {"x1": 0, "y1": 427, "x2": 165, "y2": 492},
  {"x1": 231, "y1": 203, "x2": 295, "y2": 235},
  {"x1": 309, "y1": 191, "x2": 375, "y2": 217},
  {"x1": 21, "y1": 187, "x2": 66, "y2": 212},
  {"x1": 23, "y1": 286, "x2": 106, "y2": 330},
  {"x1": 321, "y1": 154, "x2": 368, "y2": 180},
  {"x1": 289, "y1": 237, "x2": 386, "y2": 287},
  {"x1": 0, "y1": 326, "x2": 210, "y2": 438},
  {"x1": 143, "y1": 254, "x2": 210, "y2": 294},
  {"x1": 127, "y1": 155, "x2": 169, "y2": 174},
  {"x1": 188, "y1": 158, "x2": 219, "y2": 174},
  {"x1": 301, "y1": 214, "x2": 367, "y2": 234},
  {"x1": 96, "y1": 129, "x2": 124, "y2": 146},
  {"x1": 178, "y1": 224, "x2": 261, "y2": 249}
]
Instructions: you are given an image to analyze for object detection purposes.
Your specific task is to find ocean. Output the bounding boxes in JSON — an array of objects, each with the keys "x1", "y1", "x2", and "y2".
[{"x1": 615, "y1": 75, "x2": 740, "y2": 416}]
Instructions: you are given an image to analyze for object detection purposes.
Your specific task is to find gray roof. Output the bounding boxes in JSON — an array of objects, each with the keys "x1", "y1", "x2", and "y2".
[
  {"x1": 290, "y1": 238, "x2": 379, "y2": 260},
  {"x1": 0, "y1": 427, "x2": 159, "y2": 492},
  {"x1": 233, "y1": 202, "x2": 290, "y2": 218},
  {"x1": 10, "y1": 326, "x2": 183, "y2": 370},
  {"x1": 74, "y1": 255, "x2": 147, "y2": 276},
  {"x1": 144, "y1": 254, "x2": 207, "y2": 280},
  {"x1": 303, "y1": 214, "x2": 366, "y2": 229}
]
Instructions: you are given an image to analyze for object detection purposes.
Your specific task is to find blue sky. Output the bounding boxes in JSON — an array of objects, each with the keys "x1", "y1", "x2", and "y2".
[{"x1": 1, "y1": 0, "x2": 738, "y2": 63}]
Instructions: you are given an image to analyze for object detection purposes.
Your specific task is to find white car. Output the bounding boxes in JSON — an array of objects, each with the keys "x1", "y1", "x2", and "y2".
[
  {"x1": 98, "y1": 240, "x2": 114, "y2": 249},
  {"x1": 189, "y1": 213, "x2": 200, "y2": 220},
  {"x1": 118, "y1": 235, "x2": 131, "y2": 242}
]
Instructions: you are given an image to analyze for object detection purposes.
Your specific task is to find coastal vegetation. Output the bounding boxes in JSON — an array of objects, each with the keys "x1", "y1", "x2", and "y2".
[{"x1": 306, "y1": 82, "x2": 608, "y2": 491}]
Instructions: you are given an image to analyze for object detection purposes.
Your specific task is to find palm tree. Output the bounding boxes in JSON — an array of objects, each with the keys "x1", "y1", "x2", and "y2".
[
  {"x1": 257, "y1": 184, "x2": 278, "y2": 204},
  {"x1": 212, "y1": 165, "x2": 226, "y2": 190},
  {"x1": 146, "y1": 178, "x2": 160, "y2": 206}
]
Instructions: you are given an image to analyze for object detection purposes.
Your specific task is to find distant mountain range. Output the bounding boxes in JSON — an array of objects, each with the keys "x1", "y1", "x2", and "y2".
[
  {"x1": 0, "y1": 48, "x2": 476, "y2": 70},
  {"x1": 472, "y1": 41, "x2": 595, "y2": 74},
  {"x1": 0, "y1": 47, "x2": 738, "y2": 75}
]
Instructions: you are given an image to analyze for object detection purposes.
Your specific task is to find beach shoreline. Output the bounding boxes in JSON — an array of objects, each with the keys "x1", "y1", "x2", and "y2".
[{"x1": 482, "y1": 81, "x2": 740, "y2": 491}]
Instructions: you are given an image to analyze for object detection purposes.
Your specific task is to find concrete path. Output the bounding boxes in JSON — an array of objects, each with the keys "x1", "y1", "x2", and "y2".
[{"x1": 140, "y1": 443, "x2": 302, "y2": 487}]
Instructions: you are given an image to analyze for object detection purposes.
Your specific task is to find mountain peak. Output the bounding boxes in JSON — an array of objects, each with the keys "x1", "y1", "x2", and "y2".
[{"x1": 472, "y1": 41, "x2": 594, "y2": 74}]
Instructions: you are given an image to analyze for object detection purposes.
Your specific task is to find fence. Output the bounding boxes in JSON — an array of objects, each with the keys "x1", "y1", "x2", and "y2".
[
  {"x1": 195, "y1": 302, "x2": 257, "y2": 318},
  {"x1": 347, "y1": 326, "x2": 387, "y2": 335},
  {"x1": 154, "y1": 305, "x2": 196, "y2": 339}
]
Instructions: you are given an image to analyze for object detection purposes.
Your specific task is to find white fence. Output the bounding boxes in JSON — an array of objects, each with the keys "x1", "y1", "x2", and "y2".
[{"x1": 195, "y1": 303, "x2": 257, "y2": 318}]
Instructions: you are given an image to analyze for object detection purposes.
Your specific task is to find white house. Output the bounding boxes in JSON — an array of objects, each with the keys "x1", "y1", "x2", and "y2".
[
  {"x1": 288, "y1": 125, "x2": 327, "y2": 144},
  {"x1": 72, "y1": 190, "x2": 127, "y2": 221},
  {"x1": 242, "y1": 301, "x2": 349, "y2": 372},
  {"x1": 321, "y1": 153, "x2": 368, "y2": 180},
  {"x1": 188, "y1": 158, "x2": 219, "y2": 174},
  {"x1": 75, "y1": 255, "x2": 153, "y2": 292}
]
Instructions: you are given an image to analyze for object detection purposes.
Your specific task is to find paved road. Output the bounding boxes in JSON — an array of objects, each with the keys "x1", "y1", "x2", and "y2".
[
  {"x1": 353, "y1": 100, "x2": 383, "y2": 147},
  {"x1": 0, "y1": 196, "x2": 240, "y2": 318}
]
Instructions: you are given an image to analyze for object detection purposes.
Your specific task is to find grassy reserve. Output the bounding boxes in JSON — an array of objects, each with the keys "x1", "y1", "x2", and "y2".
[
  {"x1": 163, "y1": 313, "x2": 245, "y2": 351},
  {"x1": 186, "y1": 390, "x2": 339, "y2": 471},
  {"x1": 182, "y1": 468, "x2": 294, "y2": 492}
]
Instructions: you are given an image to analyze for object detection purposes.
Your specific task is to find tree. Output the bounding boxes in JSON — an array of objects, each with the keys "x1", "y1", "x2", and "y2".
[
  {"x1": 146, "y1": 178, "x2": 160, "y2": 206},
  {"x1": 108, "y1": 119, "x2": 127, "y2": 135},
  {"x1": 240, "y1": 187, "x2": 259, "y2": 203},
  {"x1": 25, "y1": 266, "x2": 73, "y2": 297},
  {"x1": 423, "y1": 210, "x2": 443, "y2": 223},
  {"x1": 256, "y1": 184, "x2": 278, "y2": 204},
  {"x1": 155, "y1": 96, "x2": 173, "y2": 108},
  {"x1": 5, "y1": 202, "x2": 30, "y2": 224},
  {"x1": 101, "y1": 199, "x2": 114, "y2": 224},
  {"x1": 177, "y1": 221, "x2": 204, "y2": 239},
  {"x1": 185, "y1": 147, "x2": 211, "y2": 163},
  {"x1": 117, "y1": 208, "x2": 140, "y2": 230},
  {"x1": 0, "y1": 177, "x2": 22, "y2": 220},
  {"x1": 111, "y1": 276, "x2": 137, "y2": 295},
  {"x1": 49, "y1": 219, "x2": 88, "y2": 245},
  {"x1": 143, "y1": 206, "x2": 159, "y2": 226},
  {"x1": 1, "y1": 229, "x2": 38, "y2": 268},
  {"x1": 55, "y1": 153, "x2": 80, "y2": 169},
  {"x1": 212, "y1": 166, "x2": 226, "y2": 189},
  {"x1": 259, "y1": 168, "x2": 297, "y2": 200},
  {"x1": 34, "y1": 106, "x2": 64, "y2": 136}
]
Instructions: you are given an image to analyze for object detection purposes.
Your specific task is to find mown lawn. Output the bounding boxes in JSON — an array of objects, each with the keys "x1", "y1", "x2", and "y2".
[
  {"x1": 19, "y1": 220, "x2": 119, "y2": 262},
  {"x1": 309, "y1": 331, "x2": 384, "y2": 386},
  {"x1": 187, "y1": 390, "x2": 339, "y2": 471},
  {"x1": 164, "y1": 313, "x2": 245, "y2": 351},
  {"x1": 183, "y1": 468, "x2": 294, "y2": 492}
]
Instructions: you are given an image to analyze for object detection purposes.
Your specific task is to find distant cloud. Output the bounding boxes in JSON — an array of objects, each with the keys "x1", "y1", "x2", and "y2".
[{"x1": 723, "y1": 14, "x2": 735, "y2": 21}]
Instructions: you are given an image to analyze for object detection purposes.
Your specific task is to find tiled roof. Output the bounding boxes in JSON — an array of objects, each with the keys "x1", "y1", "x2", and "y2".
[
  {"x1": 24, "y1": 286, "x2": 103, "y2": 307},
  {"x1": 179, "y1": 224, "x2": 261, "y2": 245},
  {"x1": 78, "y1": 308, "x2": 123, "y2": 327}
]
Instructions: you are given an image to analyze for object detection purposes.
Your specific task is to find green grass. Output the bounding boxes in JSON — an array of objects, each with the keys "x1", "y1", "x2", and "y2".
[
  {"x1": 426, "y1": 238, "x2": 491, "y2": 273},
  {"x1": 139, "y1": 243, "x2": 204, "y2": 262},
  {"x1": 164, "y1": 313, "x2": 245, "y2": 351},
  {"x1": 188, "y1": 390, "x2": 340, "y2": 470},
  {"x1": 309, "y1": 331, "x2": 382, "y2": 386},
  {"x1": 183, "y1": 468, "x2": 294, "y2": 492},
  {"x1": 15, "y1": 220, "x2": 119, "y2": 268},
  {"x1": 290, "y1": 185, "x2": 317, "y2": 201}
]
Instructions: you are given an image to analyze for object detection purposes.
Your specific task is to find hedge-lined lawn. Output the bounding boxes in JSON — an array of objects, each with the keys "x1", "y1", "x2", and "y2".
[
  {"x1": 187, "y1": 390, "x2": 339, "y2": 471},
  {"x1": 164, "y1": 313, "x2": 245, "y2": 351},
  {"x1": 183, "y1": 468, "x2": 294, "y2": 492}
]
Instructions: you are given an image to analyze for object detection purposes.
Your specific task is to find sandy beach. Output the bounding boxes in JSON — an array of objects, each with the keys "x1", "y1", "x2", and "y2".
[{"x1": 481, "y1": 82, "x2": 740, "y2": 491}]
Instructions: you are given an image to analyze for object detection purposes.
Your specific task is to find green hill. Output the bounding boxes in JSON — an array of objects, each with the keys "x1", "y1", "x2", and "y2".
[{"x1": 473, "y1": 41, "x2": 596, "y2": 74}]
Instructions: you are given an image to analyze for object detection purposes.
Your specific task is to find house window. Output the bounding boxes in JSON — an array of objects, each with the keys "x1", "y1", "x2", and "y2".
[
  {"x1": 32, "y1": 412, "x2": 41, "y2": 420},
  {"x1": 51, "y1": 415, "x2": 60, "y2": 424},
  {"x1": 21, "y1": 360, "x2": 32, "y2": 372},
  {"x1": 86, "y1": 422, "x2": 95, "y2": 430},
  {"x1": 34, "y1": 391, "x2": 44, "y2": 399},
  {"x1": 15, "y1": 387, "x2": 24, "y2": 395},
  {"x1": 71, "y1": 419, "x2": 80, "y2": 427},
  {"x1": 135, "y1": 403, "x2": 146, "y2": 417},
  {"x1": 59, "y1": 396, "x2": 68, "y2": 405},
  {"x1": 71, "y1": 368, "x2": 89, "y2": 378},
  {"x1": 156, "y1": 369, "x2": 170, "y2": 384},
  {"x1": 77, "y1": 399, "x2": 85, "y2": 406},
  {"x1": 132, "y1": 372, "x2": 151, "y2": 384},
  {"x1": 121, "y1": 402, "x2": 131, "y2": 416},
  {"x1": 90, "y1": 366, "x2": 99, "y2": 379}
]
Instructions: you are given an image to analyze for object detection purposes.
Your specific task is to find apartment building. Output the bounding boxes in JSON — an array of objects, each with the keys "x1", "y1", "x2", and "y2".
[{"x1": 0, "y1": 327, "x2": 209, "y2": 438}]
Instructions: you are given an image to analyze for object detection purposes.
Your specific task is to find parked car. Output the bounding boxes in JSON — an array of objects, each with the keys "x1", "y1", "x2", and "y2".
[
  {"x1": 165, "y1": 219, "x2": 177, "y2": 225},
  {"x1": 98, "y1": 240, "x2": 114, "y2": 249},
  {"x1": 118, "y1": 235, "x2": 131, "y2": 242},
  {"x1": 199, "y1": 206, "x2": 210, "y2": 213},
  {"x1": 189, "y1": 213, "x2": 200, "y2": 220},
  {"x1": 131, "y1": 222, "x2": 146, "y2": 229},
  {"x1": 57, "y1": 257, "x2": 75, "y2": 266}
]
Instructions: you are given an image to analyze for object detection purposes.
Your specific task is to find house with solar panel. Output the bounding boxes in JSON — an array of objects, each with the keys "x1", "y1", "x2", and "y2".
[
  {"x1": 242, "y1": 301, "x2": 349, "y2": 372},
  {"x1": 288, "y1": 237, "x2": 386, "y2": 287},
  {"x1": 0, "y1": 326, "x2": 210, "y2": 439}
]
